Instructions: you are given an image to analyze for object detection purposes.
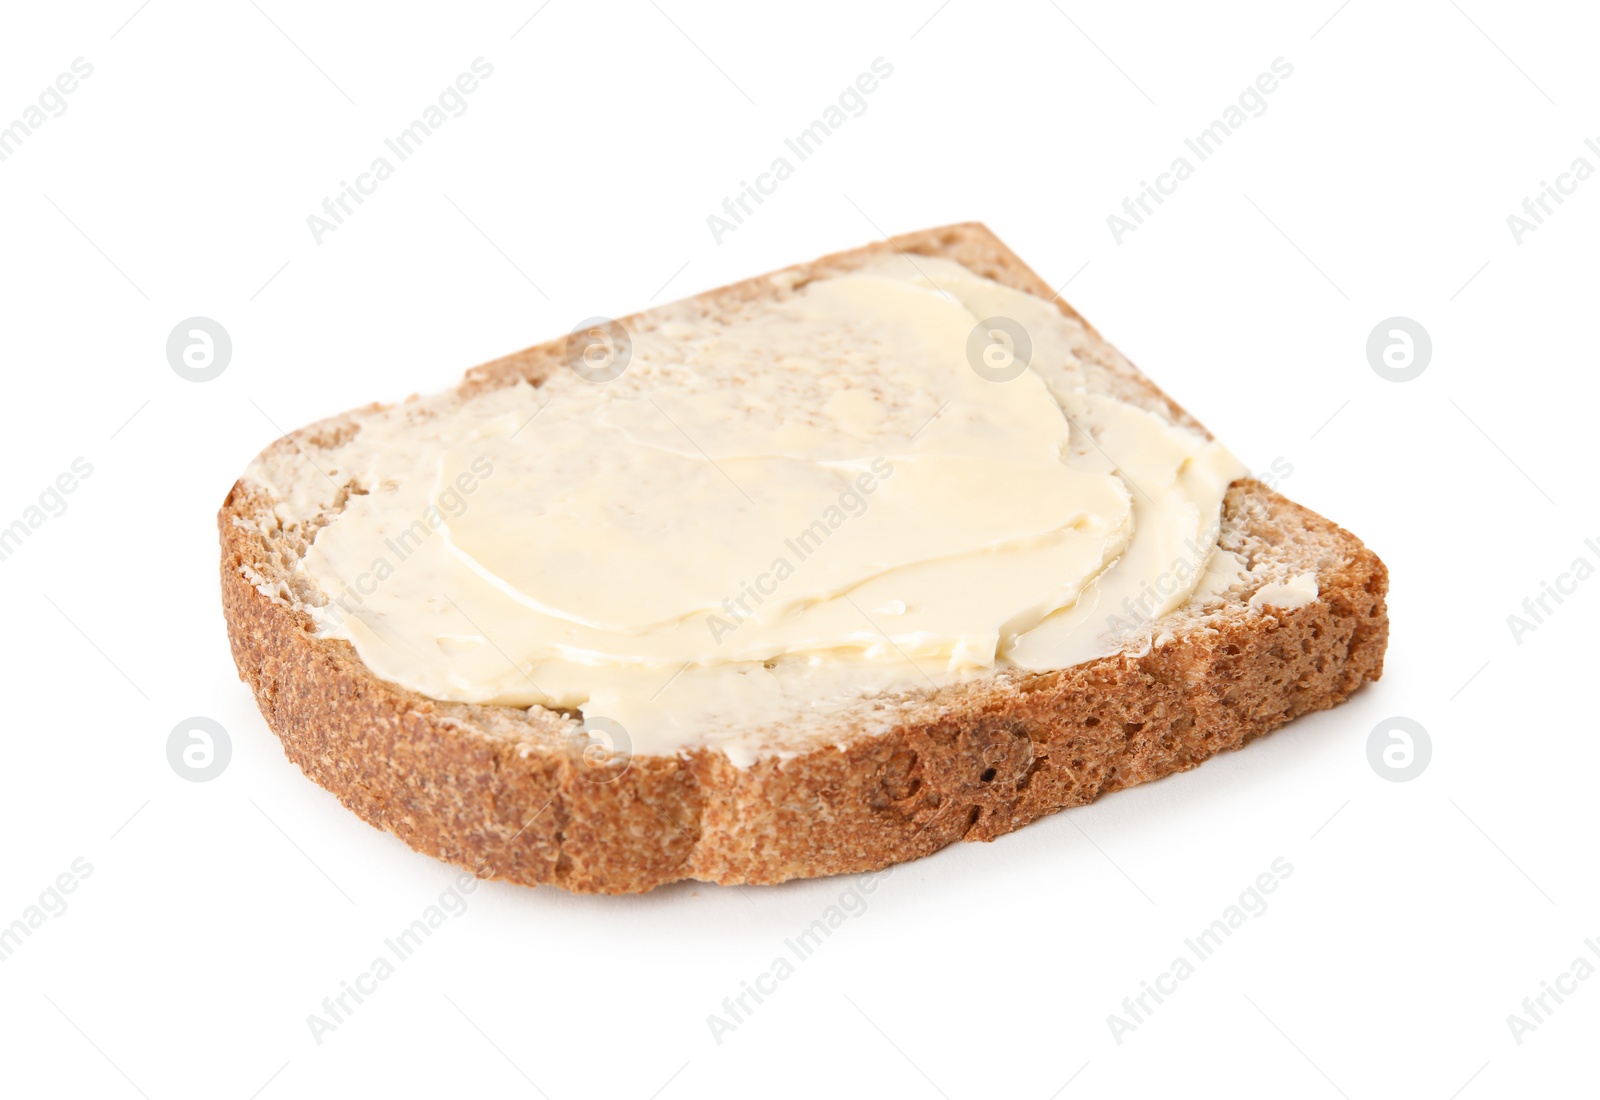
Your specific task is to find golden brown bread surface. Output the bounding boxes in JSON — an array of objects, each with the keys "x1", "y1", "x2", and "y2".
[{"x1": 218, "y1": 224, "x2": 1389, "y2": 894}]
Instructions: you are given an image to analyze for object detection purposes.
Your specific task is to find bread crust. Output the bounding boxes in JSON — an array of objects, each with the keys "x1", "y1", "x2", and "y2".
[{"x1": 218, "y1": 224, "x2": 1388, "y2": 894}]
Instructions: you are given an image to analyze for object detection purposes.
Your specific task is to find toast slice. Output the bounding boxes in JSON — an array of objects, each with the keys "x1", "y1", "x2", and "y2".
[{"x1": 219, "y1": 223, "x2": 1388, "y2": 894}]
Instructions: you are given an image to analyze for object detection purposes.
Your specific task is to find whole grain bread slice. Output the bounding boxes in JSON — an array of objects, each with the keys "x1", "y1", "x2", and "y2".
[{"x1": 218, "y1": 223, "x2": 1388, "y2": 895}]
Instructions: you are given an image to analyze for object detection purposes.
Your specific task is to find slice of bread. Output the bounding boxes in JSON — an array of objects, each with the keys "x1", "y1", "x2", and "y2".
[{"x1": 219, "y1": 223, "x2": 1388, "y2": 895}]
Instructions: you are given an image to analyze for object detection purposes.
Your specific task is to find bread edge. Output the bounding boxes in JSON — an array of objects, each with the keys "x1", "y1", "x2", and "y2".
[{"x1": 218, "y1": 223, "x2": 1390, "y2": 894}]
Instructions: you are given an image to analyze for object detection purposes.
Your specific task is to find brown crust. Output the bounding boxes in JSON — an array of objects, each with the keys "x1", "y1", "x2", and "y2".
[{"x1": 219, "y1": 224, "x2": 1389, "y2": 894}]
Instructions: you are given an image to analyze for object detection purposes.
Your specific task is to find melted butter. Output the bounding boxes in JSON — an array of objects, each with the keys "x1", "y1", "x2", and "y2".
[{"x1": 247, "y1": 257, "x2": 1247, "y2": 764}]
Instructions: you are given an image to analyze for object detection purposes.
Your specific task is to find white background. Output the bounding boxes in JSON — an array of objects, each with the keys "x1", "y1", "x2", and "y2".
[{"x1": 0, "y1": 2, "x2": 1594, "y2": 1097}]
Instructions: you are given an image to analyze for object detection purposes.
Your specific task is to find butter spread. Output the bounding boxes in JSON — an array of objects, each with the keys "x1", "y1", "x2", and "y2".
[
  {"x1": 1250, "y1": 572, "x2": 1319, "y2": 611},
  {"x1": 246, "y1": 257, "x2": 1248, "y2": 763}
]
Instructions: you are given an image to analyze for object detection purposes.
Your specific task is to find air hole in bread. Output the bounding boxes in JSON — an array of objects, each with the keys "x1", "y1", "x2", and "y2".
[{"x1": 962, "y1": 805, "x2": 982, "y2": 836}]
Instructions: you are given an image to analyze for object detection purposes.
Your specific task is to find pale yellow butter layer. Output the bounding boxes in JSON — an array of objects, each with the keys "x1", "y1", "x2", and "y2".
[{"x1": 247, "y1": 257, "x2": 1247, "y2": 763}]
